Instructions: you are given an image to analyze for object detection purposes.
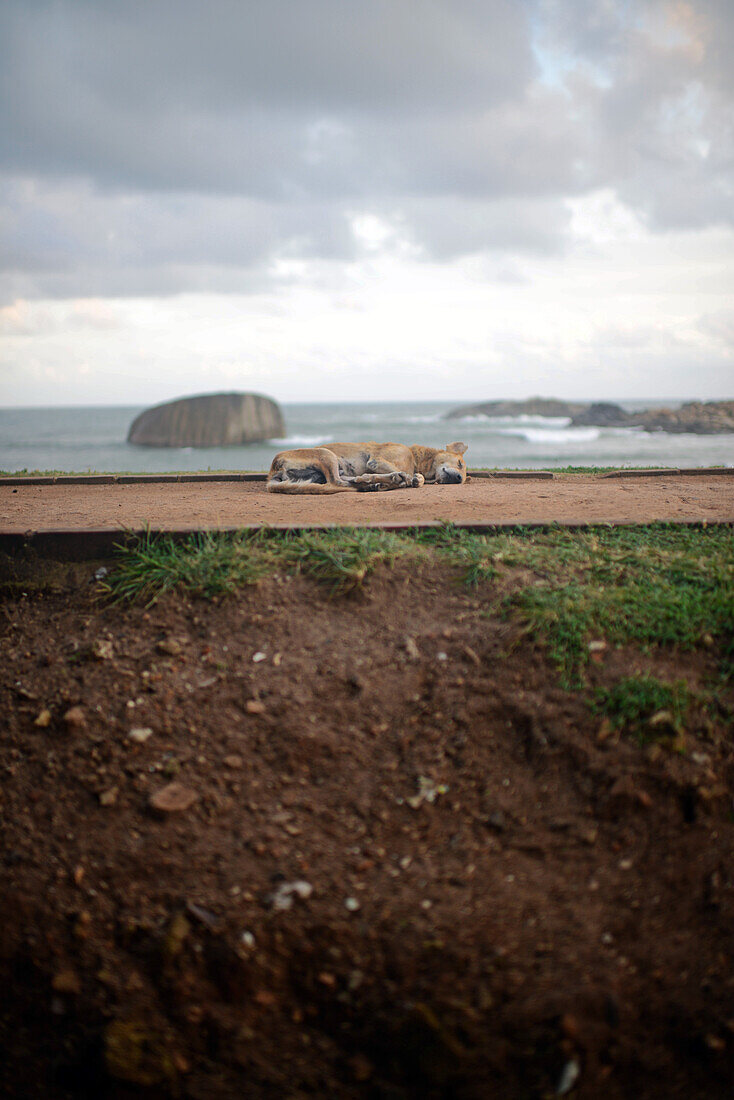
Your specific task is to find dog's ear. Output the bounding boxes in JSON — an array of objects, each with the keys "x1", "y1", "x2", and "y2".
[{"x1": 446, "y1": 441, "x2": 468, "y2": 455}]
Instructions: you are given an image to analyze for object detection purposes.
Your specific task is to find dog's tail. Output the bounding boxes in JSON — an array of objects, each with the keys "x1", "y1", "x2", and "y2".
[{"x1": 266, "y1": 480, "x2": 356, "y2": 494}]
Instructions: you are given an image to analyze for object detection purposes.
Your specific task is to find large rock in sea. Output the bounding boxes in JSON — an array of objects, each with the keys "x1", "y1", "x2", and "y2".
[{"x1": 127, "y1": 393, "x2": 285, "y2": 447}]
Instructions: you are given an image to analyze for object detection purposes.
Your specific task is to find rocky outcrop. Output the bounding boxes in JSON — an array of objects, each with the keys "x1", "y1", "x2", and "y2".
[
  {"x1": 570, "y1": 402, "x2": 633, "y2": 427},
  {"x1": 627, "y1": 401, "x2": 734, "y2": 435},
  {"x1": 128, "y1": 393, "x2": 285, "y2": 447},
  {"x1": 445, "y1": 398, "x2": 587, "y2": 420},
  {"x1": 571, "y1": 400, "x2": 734, "y2": 434},
  {"x1": 445, "y1": 397, "x2": 734, "y2": 434}
]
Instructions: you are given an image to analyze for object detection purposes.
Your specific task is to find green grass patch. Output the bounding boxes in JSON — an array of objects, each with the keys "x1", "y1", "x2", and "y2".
[
  {"x1": 274, "y1": 527, "x2": 408, "y2": 594},
  {"x1": 488, "y1": 524, "x2": 734, "y2": 684},
  {"x1": 105, "y1": 526, "x2": 411, "y2": 603},
  {"x1": 594, "y1": 675, "x2": 691, "y2": 740},
  {"x1": 105, "y1": 525, "x2": 734, "y2": 685},
  {"x1": 104, "y1": 529, "x2": 272, "y2": 604}
]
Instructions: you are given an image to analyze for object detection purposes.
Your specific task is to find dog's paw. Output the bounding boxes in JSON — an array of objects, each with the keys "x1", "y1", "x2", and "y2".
[
  {"x1": 354, "y1": 477, "x2": 380, "y2": 492},
  {"x1": 411, "y1": 473, "x2": 425, "y2": 488}
]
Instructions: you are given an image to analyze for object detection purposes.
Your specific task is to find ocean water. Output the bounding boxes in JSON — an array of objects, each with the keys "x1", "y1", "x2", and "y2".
[{"x1": 0, "y1": 402, "x2": 732, "y2": 474}]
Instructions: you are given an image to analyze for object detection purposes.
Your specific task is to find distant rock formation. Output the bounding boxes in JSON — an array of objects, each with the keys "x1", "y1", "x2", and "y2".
[
  {"x1": 570, "y1": 402, "x2": 633, "y2": 427},
  {"x1": 445, "y1": 398, "x2": 734, "y2": 434},
  {"x1": 128, "y1": 393, "x2": 285, "y2": 447},
  {"x1": 571, "y1": 400, "x2": 734, "y2": 434},
  {"x1": 627, "y1": 401, "x2": 734, "y2": 435},
  {"x1": 445, "y1": 398, "x2": 587, "y2": 420}
]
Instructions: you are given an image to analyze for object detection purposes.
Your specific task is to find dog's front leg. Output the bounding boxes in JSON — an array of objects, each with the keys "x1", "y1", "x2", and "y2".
[{"x1": 353, "y1": 472, "x2": 405, "y2": 491}]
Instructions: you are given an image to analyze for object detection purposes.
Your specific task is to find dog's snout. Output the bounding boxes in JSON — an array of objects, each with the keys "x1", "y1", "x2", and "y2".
[{"x1": 438, "y1": 467, "x2": 463, "y2": 484}]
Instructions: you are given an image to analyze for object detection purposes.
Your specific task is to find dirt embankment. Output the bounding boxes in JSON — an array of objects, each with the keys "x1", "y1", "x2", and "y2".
[{"x1": 1, "y1": 560, "x2": 733, "y2": 1097}]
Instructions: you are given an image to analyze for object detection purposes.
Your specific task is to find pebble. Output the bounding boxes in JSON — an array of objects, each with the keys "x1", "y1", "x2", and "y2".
[
  {"x1": 252, "y1": 651, "x2": 267, "y2": 663},
  {"x1": 149, "y1": 782, "x2": 199, "y2": 815},
  {"x1": 63, "y1": 706, "x2": 86, "y2": 730},
  {"x1": 246, "y1": 700, "x2": 266, "y2": 714},
  {"x1": 128, "y1": 727, "x2": 153, "y2": 744},
  {"x1": 403, "y1": 636, "x2": 420, "y2": 661},
  {"x1": 345, "y1": 897, "x2": 361, "y2": 912},
  {"x1": 268, "y1": 880, "x2": 313, "y2": 911},
  {"x1": 556, "y1": 1058, "x2": 580, "y2": 1096},
  {"x1": 99, "y1": 787, "x2": 118, "y2": 807},
  {"x1": 224, "y1": 754, "x2": 244, "y2": 769},
  {"x1": 156, "y1": 638, "x2": 182, "y2": 656},
  {"x1": 52, "y1": 969, "x2": 81, "y2": 995},
  {"x1": 92, "y1": 639, "x2": 114, "y2": 661},
  {"x1": 34, "y1": 709, "x2": 52, "y2": 728}
]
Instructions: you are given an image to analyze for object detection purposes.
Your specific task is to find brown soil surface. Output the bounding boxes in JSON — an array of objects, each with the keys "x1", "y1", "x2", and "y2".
[
  {"x1": 2, "y1": 561, "x2": 733, "y2": 1097},
  {"x1": 2, "y1": 473, "x2": 734, "y2": 533}
]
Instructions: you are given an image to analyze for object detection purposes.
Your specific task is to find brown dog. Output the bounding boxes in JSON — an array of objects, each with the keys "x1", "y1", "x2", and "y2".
[{"x1": 266, "y1": 441, "x2": 469, "y2": 493}]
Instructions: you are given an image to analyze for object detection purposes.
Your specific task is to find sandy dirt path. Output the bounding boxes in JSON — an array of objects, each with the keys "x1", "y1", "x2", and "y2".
[{"x1": 2, "y1": 473, "x2": 733, "y2": 531}]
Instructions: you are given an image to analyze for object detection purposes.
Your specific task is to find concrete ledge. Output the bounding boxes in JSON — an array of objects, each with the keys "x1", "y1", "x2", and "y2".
[
  {"x1": 0, "y1": 472, "x2": 268, "y2": 486},
  {"x1": 2, "y1": 467, "x2": 731, "y2": 487},
  {"x1": 1, "y1": 469, "x2": 555, "y2": 485},
  {"x1": 600, "y1": 467, "x2": 731, "y2": 478},
  {"x1": 55, "y1": 474, "x2": 117, "y2": 485},
  {"x1": 471, "y1": 470, "x2": 554, "y2": 480},
  {"x1": 2, "y1": 519, "x2": 731, "y2": 562},
  {"x1": 601, "y1": 469, "x2": 680, "y2": 478},
  {"x1": 677, "y1": 467, "x2": 733, "y2": 476}
]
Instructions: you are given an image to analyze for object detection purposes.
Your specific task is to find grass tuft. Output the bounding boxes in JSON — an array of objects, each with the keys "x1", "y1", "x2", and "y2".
[
  {"x1": 104, "y1": 529, "x2": 270, "y2": 606},
  {"x1": 594, "y1": 675, "x2": 691, "y2": 740}
]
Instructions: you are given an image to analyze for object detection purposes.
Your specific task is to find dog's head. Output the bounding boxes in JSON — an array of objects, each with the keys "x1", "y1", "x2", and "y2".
[{"x1": 430, "y1": 441, "x2": 469, "y2": 484}]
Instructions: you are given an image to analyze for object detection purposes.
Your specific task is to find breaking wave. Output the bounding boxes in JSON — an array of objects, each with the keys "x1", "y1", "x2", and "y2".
[
  {"x1": 495, "y1": 426, "x2": 602, "y2": 444},
  {"x1": 269, "y1": 435, "x2": 328, "y2": 447}
]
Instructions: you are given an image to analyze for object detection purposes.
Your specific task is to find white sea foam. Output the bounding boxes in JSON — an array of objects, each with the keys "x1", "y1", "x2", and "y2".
[
  {"x1": 455, "y1": 414, "x2": 572, "y2": 427},
  {"x1": 269, "y1": 435, "x2": 328, "y2": 447},
  {"x1": 495, "y1": 427, "x2": 601, "y2": 444}
]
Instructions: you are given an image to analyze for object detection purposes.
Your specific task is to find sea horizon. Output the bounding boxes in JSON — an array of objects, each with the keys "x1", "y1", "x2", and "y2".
[{"x1": 1, "y1": 399, "x2": 732, "y2": 474}]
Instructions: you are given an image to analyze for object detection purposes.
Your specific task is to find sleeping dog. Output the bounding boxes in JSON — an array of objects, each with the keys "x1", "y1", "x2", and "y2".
[{"x1": 266, "y1": 440, "x2": 469, "y2": 493}]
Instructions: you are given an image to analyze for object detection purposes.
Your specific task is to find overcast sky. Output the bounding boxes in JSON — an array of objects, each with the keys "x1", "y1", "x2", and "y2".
[{"x1": 1, "y1": 0, "x2": 733, "y2": 406}]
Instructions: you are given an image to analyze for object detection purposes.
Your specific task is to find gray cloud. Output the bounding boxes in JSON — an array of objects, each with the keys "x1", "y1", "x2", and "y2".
[{"x1": 1, "y1": 0, "x2": 733, "y2": 300}]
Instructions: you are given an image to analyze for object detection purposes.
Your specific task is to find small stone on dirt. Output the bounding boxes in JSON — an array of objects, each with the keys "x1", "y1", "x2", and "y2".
[
  {"x1": 246, "y1": 700, "x2": 266, "y2": 714},
  {"x1": 52, "y1": 968, "x2": 81, "y2": 995},
  {"x1": 648, "y1": 709, "x2": 676, "y2": 731},
  {"x1": 268, "y1": 880, "x2": 313, "y2": 911},
  {"x1": 129, "y1": 727, "x2": 153, "y2": 743},
  {"x1": 557, "y1": 1058, "x2": 580, "y2": 1095},
  {"x1": 224, "y1": 755, "x2": 243, "y2": 769},
  {"x1": 252, "y1": 651, "x2": 267, "y2": 663},
  {"x1": 99, "y1": 787, "x2": 119, "y2": 806},
  {"x1": 156, "y1": 637, "x2": 182, "y2": 656},
  {"x1": 34, "y1": 709, "x2": 52, "y2": 728},
  {"x1": 345, "y1": 897, "x2": 361, "y2": 912},
  {"x1": 403, "y1": 636, "x2": 420, "y2": 661},
  {"x1": 92, "y1": 638, "x2": 114, "y2": 661},
  {"x1": 407, "y1": 775, "x2": 449, "y2": 809},
  {"x1": 149, "y1": 782, "x2": 199, "y2": 815},
  {"x1": 63, "y1": 706, "x2": 86, "y2": 730}
]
